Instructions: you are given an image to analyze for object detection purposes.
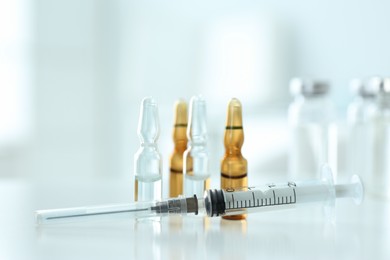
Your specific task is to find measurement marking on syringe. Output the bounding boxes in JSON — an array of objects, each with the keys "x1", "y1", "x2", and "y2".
[
  {"x1": 226, "y1": 188, "x2": 298, "y2": 210},
  {"x1": 273, "y1": 190, "x2": 276, "y2": 205}
]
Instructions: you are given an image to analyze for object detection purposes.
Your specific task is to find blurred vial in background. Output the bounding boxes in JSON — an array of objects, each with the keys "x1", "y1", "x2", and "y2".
[
  {"x1": 288, "y1": 78, "x2": 337, "y2": 180},
  {"x1": 134, "y1": 97, "x2": 162, "y2": 202},
  {"x1": 346, "y1": 79, "x2": 376, "y2": 183},
  {"x1": 367, "y1": 77, "x2": 390, "y2": 199}
]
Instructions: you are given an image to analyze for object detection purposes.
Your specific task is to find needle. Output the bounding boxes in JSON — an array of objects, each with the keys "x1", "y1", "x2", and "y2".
[{"x1": 45, "y1": 208, "x2": 150, "y2": 220}]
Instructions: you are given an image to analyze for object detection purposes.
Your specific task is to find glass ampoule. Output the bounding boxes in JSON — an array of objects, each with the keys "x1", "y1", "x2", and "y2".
[
  {"x1": 221, "y1": 98, "x2": 248, "y2": 220},
  {"x1": 183, "y1": 95, "x2": 210, "y2": 198},
  {"x1": 169, "y1": 99, "x2": 188, "y2": 197},
  {"x1": 288, "y1": 78, "x2": 337, "y2": 180},
  {"x1": 134, "y1": 97, "x2": 162, "y2": 202}
]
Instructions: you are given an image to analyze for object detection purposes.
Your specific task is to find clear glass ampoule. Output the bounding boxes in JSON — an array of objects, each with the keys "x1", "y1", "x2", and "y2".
[
  {"x1": 221, "y1": 98, "x2": 248, "y2": 220},
  {"x1": 169, "y1": 99, "x2": 188, "y2": 197},
  {"x1": 183, "y1": 95, "x2": 211, "y2": 198},
  {"x1": 367, "y1": 77, "x2": 390, "y2": 199},
  {"x1": 134, "y1": 97, "x2": 162, "y2": 202},
  {"x1": 288, "y1": 78, "x2": 337, "y2": 180}
]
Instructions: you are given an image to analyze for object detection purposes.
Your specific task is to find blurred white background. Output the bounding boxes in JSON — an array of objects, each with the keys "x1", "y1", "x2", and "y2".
[{"x1": 1, "y1": 0, "x2": 390, "y2": 192}]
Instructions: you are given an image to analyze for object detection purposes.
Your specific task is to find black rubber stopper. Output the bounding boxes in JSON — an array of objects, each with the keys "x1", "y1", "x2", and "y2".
[{"x1": 207, "y1": 189, "x2": 226, "y2": 217}]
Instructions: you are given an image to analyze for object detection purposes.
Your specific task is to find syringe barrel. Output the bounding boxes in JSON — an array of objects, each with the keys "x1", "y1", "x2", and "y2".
[
  {"x1": 211, "y1": 180, "x2": 331, "y2": 217},
  {"x1": 204, "y1": 173, "x2": 362, "y2": 217},
  {"x1": 293, "y1": 180, "x2": 331, "y2": 203}
]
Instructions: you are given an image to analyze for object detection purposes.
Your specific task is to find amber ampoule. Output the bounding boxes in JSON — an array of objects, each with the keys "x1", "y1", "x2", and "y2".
[
  {"x1": 169, "y1": 100, "x2": 188, "y2": 197},
  {"x1": 221, "y1": 98, "x2": 248, "y2": 220}
]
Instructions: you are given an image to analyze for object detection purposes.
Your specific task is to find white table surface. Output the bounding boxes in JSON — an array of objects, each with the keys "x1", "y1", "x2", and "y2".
[{"x1": 1, "y1": 178, "x2": 389, "y2": 260}]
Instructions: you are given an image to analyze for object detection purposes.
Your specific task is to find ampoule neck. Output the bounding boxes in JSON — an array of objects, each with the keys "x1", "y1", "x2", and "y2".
[
  {"x1": 174, "y1": 141, "x2": 187, "y2": 152},
  {"x1": 188, "y1": 138, "x2": 207, "y2": 148},
  {"x1": 225, "y1": 146, "x2": 243, "y2": 156},
  {"x1": 140, "y1": 142, "x2": 158, "y2": 147},
  {"x1": 224, "y1": 132, "x2": 244, "y2": 154}
]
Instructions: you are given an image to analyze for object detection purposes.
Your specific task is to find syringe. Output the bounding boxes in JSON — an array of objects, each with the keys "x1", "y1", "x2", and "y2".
[{"x1": 36, "y1": 165, "x2": 363, "y2": 225}]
